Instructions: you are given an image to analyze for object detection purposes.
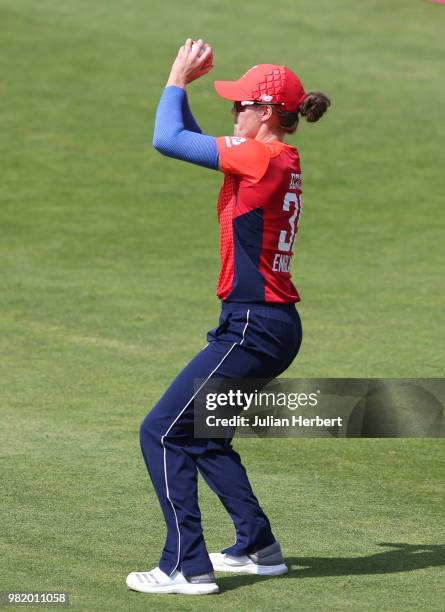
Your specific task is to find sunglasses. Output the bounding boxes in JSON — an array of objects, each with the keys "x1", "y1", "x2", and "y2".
[{"x1": 232, "y1": 101, "x2": 283, "y2": 113}]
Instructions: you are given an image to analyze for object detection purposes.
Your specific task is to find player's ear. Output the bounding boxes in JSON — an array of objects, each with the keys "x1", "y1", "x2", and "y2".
[{"x1": 259, "y1": 105, "x2": 274, "y2": 122}]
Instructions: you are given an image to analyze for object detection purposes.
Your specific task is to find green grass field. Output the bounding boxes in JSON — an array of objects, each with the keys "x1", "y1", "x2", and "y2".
[{"x1": 1, "y1": 0, "x2": 444, "y2": 609}]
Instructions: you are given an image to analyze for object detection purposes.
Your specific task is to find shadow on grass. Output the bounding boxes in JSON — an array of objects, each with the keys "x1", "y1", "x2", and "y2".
[{"x1": 218, "y1": 543, "x2": 445, "y2": 592}]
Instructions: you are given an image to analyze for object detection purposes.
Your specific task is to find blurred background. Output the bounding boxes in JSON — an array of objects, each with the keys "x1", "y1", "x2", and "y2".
[{"x1": 1, "y1": 1, "x2": 444, "y2": 609}]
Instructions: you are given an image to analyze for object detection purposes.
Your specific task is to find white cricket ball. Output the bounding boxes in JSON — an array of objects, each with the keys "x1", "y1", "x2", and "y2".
[
  {"x1": 192, "y1": 41, "x2": 205, "y2": 55},
  {"x1": 192, "y1": 41, "x2": 212, "y2": 62}
]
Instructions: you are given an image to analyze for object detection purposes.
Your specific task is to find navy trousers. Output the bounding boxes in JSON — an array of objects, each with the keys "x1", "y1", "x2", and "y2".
[{"x1": 139, "y1": 302, "x2": 302, "y2": 577}]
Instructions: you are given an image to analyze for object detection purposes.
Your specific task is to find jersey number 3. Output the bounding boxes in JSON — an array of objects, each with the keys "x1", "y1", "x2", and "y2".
[{"x1": 278, "y1": 192, "x2": 302, "y2": 252}]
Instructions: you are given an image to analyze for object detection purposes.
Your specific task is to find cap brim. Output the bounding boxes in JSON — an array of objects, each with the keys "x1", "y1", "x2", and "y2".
[{"x1": 214, "y1": 79, "x2": 252, "y2": 102}]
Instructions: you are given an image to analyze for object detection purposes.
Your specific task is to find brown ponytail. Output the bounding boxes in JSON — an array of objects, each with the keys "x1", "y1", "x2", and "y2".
[
  {"x1": 299, "y1": 91, "x2": 331, "y2": 123},
  {"x1": 274, "y1": 91, "x2": 331, "y2": 134}
]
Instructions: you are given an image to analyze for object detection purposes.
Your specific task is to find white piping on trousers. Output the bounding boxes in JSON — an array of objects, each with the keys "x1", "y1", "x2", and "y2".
[
  {"x1": 227, "y1": 309, "x2": 250, "y2": 550},
  {"x1": 162, "y1": 309, "x2": 250, "y2": 575},
  {"x1": 239, "y1": 309, "x2": 250, "y2": 345}
]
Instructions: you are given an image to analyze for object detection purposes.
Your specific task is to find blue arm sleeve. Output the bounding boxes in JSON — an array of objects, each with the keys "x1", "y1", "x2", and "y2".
[
  {"x1": 152, "y1": 86, "x2": 219, "y2": 170},
  {"x1": 182, "y1": 92, "x2": 202, "y2": 133}
]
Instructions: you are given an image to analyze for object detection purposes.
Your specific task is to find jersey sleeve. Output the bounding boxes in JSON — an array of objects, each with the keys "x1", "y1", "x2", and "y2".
[
  {"x1": 152, "y1": 86, "x2": 219, "y2": 170},
  {"x1": 216, "y1": 136, "x2": 271, "y2": 183}
]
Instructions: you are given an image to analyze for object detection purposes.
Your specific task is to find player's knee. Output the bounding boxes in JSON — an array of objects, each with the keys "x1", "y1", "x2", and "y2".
[{"x1": 139, "y1": 412, "x2": 159, "y2": 448}]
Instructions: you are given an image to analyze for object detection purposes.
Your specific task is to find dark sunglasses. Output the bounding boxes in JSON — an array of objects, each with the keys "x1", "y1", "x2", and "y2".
[{"x1": 232, "y1": 101, "x2": 282, "y2": 113}]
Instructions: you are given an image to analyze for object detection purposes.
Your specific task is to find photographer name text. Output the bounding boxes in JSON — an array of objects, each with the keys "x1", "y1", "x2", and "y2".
[{"x1": 206, "y1": 415, "x2": 343, "y2": 428}]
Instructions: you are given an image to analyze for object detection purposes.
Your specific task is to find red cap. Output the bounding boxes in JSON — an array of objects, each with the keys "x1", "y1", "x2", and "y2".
[{"x1": 214, "y1": 64, "x2": 306, "y2": 113}]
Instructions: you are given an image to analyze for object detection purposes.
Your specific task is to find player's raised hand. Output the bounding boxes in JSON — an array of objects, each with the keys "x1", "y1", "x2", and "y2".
[
  {"x1": 185, "y1": 39, "x2": 214, "y2": 83},
  {"x1": 166, "y1": 38, "x2": 214, "y2": 88}
]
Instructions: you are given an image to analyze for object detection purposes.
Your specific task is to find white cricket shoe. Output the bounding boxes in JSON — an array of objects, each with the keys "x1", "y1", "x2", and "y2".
[
  {"x1": 210, "y1": 541, "x2": 288, "y2": 576},
  {"x1": 126, "y1": 566, "x2": 219, "y2": 595}
]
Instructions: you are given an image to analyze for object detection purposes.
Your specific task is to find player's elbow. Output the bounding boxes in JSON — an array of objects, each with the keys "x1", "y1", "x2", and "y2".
[
  {"x1": 152, "y1": 133, "x2": 178, "y2": 158},
  {"x1": 152, "y1": 133, "x2": 169, "y2": 154}
]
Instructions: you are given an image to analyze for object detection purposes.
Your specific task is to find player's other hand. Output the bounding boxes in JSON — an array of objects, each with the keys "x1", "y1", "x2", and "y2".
[{"x1": 166, "y1": 38, "x2": 214, "y2": 88}]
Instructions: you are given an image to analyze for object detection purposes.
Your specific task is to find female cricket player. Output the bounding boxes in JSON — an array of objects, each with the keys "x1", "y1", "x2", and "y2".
[{"x1": 126, "y1": 39, "x2": 330, "y2": 595}]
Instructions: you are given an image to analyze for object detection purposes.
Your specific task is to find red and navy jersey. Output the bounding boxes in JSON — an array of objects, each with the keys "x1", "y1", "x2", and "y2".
[{"x1": 215, "y1": 136, "x2": 303, "y2": 303}]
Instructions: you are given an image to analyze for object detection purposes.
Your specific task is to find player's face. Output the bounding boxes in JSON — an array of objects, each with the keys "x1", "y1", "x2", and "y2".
[{"x1": 231, "y1": 102, "x2": 263, "y2": 139}]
